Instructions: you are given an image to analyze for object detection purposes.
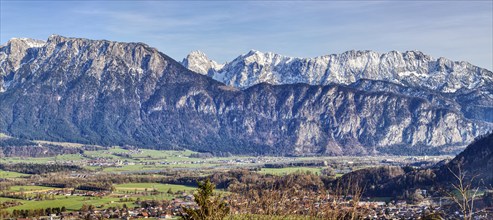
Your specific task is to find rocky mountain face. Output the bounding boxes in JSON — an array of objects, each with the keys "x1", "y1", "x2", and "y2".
[
  {"x1": 0, "y1": 35, "x2": 491, "y2": 155},
  {"x1": 0, "y1": 38, "x2": 45, "y2": 92},
  {"x1": 346, "y1": 80, "x2": 493, "y2": 123}
]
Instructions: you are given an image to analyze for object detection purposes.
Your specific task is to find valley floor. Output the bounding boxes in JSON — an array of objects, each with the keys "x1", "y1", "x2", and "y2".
[{"x1": 1, "y1": 145, "x2": 491, "y2": 219}]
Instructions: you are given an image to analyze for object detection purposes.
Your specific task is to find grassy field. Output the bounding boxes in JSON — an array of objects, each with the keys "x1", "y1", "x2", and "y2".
[
  {"x1": 114, "y1": 183, "x2": 196, "y2": 193},
  {"x1": 258, "y1": 167, "x2": 323, "y2": 176},
  {"x1": 0, "y1": 170, "x2": 29, "y2": 178},
  {"x1": 119, "y1": 149, "x2": 197, "y2": 161},
  {"x1": 0, "y1": 157, "x2": 55, "y2": 164},
  {"x1": 7, "y1": 185, "x2": 61, "y2": 193},
  {"x1": 1, "y1": 194, "x2": 177, "y2": 211},
  {"x1": 34, "y1": 140, "x2": 88, "y2": 148},
  {"x1": 2, "y1": 196, "x2": 123, "y2": 211},
  {"x1": 102, "y1": 163, "x2": 218, "y2": 173},
  {"x1": 82, "y1": 147, "x2": 200, "y2": 162},
  {"x1": 0, "y1": 183, "x2": 198, "y2": 211},
  {"x1": 84, "y1": 151, "x2": 130, "y2": 160},
  {"x1": 0, "y1": 146, "x2": 205, "y2": 168},
  {"x1": 53, "y1": 154, "x2": 86, "y2": 161}
]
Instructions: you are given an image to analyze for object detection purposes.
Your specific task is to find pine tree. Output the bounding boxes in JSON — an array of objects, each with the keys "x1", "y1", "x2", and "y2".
[
  {"x1": 80, "y1": 203, "x2": 89, "y2": 212},
  {"x1": 181, "y1": 179, "x2": 229, "y2": 220}
]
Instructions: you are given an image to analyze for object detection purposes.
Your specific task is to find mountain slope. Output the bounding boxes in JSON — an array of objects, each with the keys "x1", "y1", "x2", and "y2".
[
  {"x1": 0, "y1": 36, "x2": 491, "y2": 155},
  {"x1": 333, "y1": 133, "x2": 493, "y2": 198},
  {"x1": 438, "y1": 133, "x2": 493, "y2": 185}
]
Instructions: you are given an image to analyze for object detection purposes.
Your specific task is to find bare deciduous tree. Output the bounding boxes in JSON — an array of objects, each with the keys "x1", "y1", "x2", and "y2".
[{"x1": 446, "y1": 164, "x2": 480, "y2": 220}]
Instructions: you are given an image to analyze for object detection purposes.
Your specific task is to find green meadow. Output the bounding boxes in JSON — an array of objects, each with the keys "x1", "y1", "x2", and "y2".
[
  {"x1": 0, "y1": 170, "x2": 29, "y2": 178},
  {"x1": 1, "y1": 183, "x2": 197, "y2": 211},
  {"x1": 258, "y1": 167, "x2": 323, "y2": 176},
  {"x1": 7, "y1": 186, "x2": 59, "y2": 193},
  {"x1": 114, "y1": 183, "x2": 196, "y2": 193}
]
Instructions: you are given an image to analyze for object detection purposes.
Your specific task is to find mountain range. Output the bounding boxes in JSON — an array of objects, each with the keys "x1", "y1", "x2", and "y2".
[
  {"x1": 0, "y1": 35, "x2": 492, "y2": 155},
  {"x1": 183, "y1": 50, "x2": 493, "y2": 124},
  {"x1": 182, "y1": 49, "x2": 493, "y2": 92}
]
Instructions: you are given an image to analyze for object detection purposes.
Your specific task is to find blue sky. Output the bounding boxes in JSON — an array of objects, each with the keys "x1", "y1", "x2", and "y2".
[{"x1": 1, "y1": 1, "x2": 492, "y2": 70}]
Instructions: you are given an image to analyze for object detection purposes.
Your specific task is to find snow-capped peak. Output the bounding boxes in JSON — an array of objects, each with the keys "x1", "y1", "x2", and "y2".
[
  {"x1": 4, "y1": 38, "x2": 45, "y2": 48},
  {"x1": 182, "y1": 49, "x2": 493, "y2": 92},
  {"x1": 1, "y1": 37, "x2": 47, "y2": 75},
  {"x1": 181, "y1": 50, "x2": 224, "y2": 76}
]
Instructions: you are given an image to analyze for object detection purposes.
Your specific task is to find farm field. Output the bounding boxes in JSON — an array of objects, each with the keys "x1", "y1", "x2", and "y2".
[
  {"x1": 114, "y1": 183, "x2": 196, "y2": 193},
  {"x1": 0, "y1": 170, "x2": 29, "y2": 178},
  {"x1": 0, "y1": 183, "x2": 198, "y2": 212},
  {"x1": 3, "y1": 196, "x2": 123, "y2": 211},
  {"x1": 258, "y1": 167, "x2": 323, "y2": 175},
  {"x1": 7, "y1": 186, "x2": 59, "y2": 193},
  {"x1": 0, "y1": 157, "x2": 54, "y2": 164}
]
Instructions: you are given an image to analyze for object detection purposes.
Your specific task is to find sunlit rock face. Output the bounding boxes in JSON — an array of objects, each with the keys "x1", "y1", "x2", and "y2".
[{"x1": 0, "y1": 36, "x2": 491, "y2": 155}]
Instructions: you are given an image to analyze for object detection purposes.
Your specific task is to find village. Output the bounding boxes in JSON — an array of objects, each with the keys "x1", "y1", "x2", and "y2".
[{"x1": 3, "y1": 184, "x2": 491, "y2": 219}]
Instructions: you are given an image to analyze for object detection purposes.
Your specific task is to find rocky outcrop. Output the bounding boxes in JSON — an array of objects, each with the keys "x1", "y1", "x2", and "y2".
[
  {"x1": 0, "y1": 38, "x2": 45, "y2": 92},
  {"x1": 182, "y1": 50, "x2": 224, "y2": 77}
]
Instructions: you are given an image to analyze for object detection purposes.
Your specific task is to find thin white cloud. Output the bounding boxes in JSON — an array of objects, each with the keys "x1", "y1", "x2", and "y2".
[{"x1": 2, "y1": 1, "x2": 492, "y2": 69}]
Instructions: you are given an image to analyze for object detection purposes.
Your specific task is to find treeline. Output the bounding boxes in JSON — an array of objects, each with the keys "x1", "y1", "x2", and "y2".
[
  {"x1": 76, "y1": 182, "x2": 115, "y2": 191},
  {"x1": 376, "y1": 144, "x2": 451, "y2": 155},
  {"x1": 3, "y1": 207, "x2": 67, "y2": 219},
  {"x1": 0, "y1": 200, "x2": 22, "y2": 209},
  {"x1": 0, "y1": 192, "x2": 57, "y2": 201},
  {"x1": 0, "y1": 163, "x2": 84, "y2": 174},
  {"x1": 263, "y1": 161, "x2": 327, "y2": 168},
  {"x1": 0, "y1": 137, "x2": 104, "y2": 158},
  {"x1": 35, "y1": 172, "x2": 203, "y2": 191},
  {"x1": 0, "y1": 138, "x2": 34, "y2": 147},
  {"x1": 333, "y1": 166, "x2": 438, "y2": 198},
  {"x1": 0, "y1": 137, "x2": 80, "y2": 158}
]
